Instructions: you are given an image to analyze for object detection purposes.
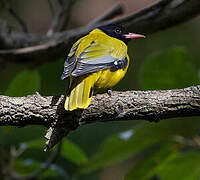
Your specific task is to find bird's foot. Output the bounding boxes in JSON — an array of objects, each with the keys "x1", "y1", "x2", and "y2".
[{"x1": 107, "y1": 88, "x2": 112, "y2": 97}]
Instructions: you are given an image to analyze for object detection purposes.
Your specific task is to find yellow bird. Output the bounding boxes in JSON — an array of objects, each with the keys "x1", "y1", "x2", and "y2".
[{"x1": 61, "y1": 24, "x2": 144, "y2": 111}]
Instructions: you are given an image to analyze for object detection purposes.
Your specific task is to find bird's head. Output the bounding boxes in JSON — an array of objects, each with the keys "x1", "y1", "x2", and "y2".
[{"x1": 98, "y1": 23, "x2": 145, "y2": 44}]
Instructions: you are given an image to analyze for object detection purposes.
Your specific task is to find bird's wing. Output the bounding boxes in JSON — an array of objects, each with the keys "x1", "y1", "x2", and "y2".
[
  {"x1": 71, "y1": 41, "x2": 127, "y2": 77},
  {"x1": 61, "y1": 39, "x2": 82, "y2": 80}
]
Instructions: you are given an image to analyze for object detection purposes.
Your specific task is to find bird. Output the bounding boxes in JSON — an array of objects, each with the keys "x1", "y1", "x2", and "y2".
[{"x1": 61, "y1": 23, "x2": 145, "y2": 111}]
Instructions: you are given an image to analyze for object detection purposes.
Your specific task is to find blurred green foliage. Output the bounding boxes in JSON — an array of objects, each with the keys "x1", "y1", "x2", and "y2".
[
  {"x1": 5, "y1": 70, "x2": 40, "y2": 96},
  {"x1": 140, "y1": 47, "x2": 199, "y2": 90},
  {"x1": 124, "y1": 143, "x2": 178, "y2": 180}
]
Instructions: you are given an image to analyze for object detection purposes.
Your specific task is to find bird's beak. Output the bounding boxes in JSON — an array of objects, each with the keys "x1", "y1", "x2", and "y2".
[{"x1": 124, "y1": 33, "x2": 145, "y2": 40}]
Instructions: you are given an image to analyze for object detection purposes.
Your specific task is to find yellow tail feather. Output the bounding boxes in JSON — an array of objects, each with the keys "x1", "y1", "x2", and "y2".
[{"x1": 64, "y1": 73, "x2": 98, "y2": 111}]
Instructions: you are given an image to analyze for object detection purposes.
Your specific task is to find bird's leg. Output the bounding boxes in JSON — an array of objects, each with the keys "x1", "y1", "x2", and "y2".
[{"x1": 107, "y1": 88, "x2": 112, "y2": 96}]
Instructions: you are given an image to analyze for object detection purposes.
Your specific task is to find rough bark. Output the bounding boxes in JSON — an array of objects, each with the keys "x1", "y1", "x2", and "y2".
[
  {"x1": 1, "y1": 85, "x2": 200, "y2": 150},
  {"x1": 0, "y1": 86, "x2": 200, "y2": 127}
]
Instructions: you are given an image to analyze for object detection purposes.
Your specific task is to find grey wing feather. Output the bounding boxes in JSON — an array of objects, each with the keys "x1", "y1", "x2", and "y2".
[
  {"x1": 80, "y1": 54, "x2": 116, "y2": 64},
  {"x1": 71, "y1": 55, "x2": 117, "y2": 77},
  {"x1": 61, "y1": 54, "x2": 76, "y2": 80},
  {"x1": 72, "y1": 55, "x2": 128, "y2": 77},
  {"x1": 64, "y1": 40, "x2": 127, "y2": 78},
  {"x1": 61, "y1": 41, "x2": 80, "y2": 80}
]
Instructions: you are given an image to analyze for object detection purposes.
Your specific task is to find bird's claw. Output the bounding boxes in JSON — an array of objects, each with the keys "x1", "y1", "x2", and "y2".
[{"x1": 107, "y1": 88, "x2": 112, "y2": 96}]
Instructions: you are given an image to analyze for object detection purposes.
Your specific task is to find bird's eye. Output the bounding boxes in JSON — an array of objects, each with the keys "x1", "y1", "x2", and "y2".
[{"x1": 115, "y1": 28, "x2": 121, "y2": 34}]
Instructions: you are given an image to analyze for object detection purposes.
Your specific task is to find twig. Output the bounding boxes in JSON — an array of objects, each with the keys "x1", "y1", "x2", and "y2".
[
  {"x1": 47, "y1": 0, "x2": 76, "y2": 36},
  {"x1": 47, "y1": 3, "x2": 65, "y2": 36},
  {"x1": 173, "y1": 136, "x2": 200, "y2": 148},
  {"x1": 47, "y1": 0, "x2": 55, "y2": 17},
  {"x1": 113, "y1": 0, "x2": 200, "y2": 33},
  {"x1": 59, "y1": 0, "x2": 77, "y2": 31},
  {"x1": 24, "y1": 143, "x2": 62, "y2": 180},
  {"x1": 5, "y1": 142, "x2": 62, "y2": 180},
  {"x1": 2, "y1": 0, "x2": 28, "y2": 33},
  {"x1": 5, "y1": 144, "x2": 28, "y2": 180},
  {"x1": 89, "y1": 3, "x2": 124, "y2": 26},
  {"x1": 58, "y1": 0, "x2": 64, "y2": 6},
  {"x1": 0, "y1": 0, "x2": 200, "y2": 64},
  {"x1": 8, "y1": 8, "x2": 28, "y2": 33}
]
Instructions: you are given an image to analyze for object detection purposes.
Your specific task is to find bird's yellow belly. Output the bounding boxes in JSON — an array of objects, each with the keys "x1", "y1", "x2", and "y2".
[{"x1": 94, "y1": 68, "x2": 128, "y2": 90}]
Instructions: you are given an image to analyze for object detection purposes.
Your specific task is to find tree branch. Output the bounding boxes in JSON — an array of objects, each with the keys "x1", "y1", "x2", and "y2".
[
  {"x1": 0, "y1": 0, "x2": 199, "y2": 65},
  {"x1": 88, "y1": 3, "x2": 124, "y2": 26},
  {"x1": 1, "y1": 85, "x2": 200, "y2": 150},
  {"x1": 47, "y1": 0, "x2": 77, "y2": 36},
  {"x1": 0, "y1": 86, "x2": 200, "y2": 128},
  {"x1": 2, "y1": 0, "x2": 28, "y2": 33},
  {"x1": 47, "y1": 0, "x2": 68, "y2": 36},
  {"x1": 47, "y1": 0, "x2": 55, "y2": 17},
  {"x1": 114, "y1": 0, "x2": 200, "y2": 34},
  {"x1": 7, "y1": 7, "x2": 28, "y2": 33},
  {"x1": 58, "y1": 0, "x2": 77, "y2": 31}
]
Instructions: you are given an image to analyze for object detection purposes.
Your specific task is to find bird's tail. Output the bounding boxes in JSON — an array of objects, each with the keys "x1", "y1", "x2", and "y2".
[{"x1": 64, "y1": 74, "x2": 98, "y2": 111}]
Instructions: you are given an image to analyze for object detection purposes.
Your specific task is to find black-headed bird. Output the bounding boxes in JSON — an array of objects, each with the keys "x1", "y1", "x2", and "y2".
[{"x1": 61, "y1": 24, "x2": 145, "y2": 111}]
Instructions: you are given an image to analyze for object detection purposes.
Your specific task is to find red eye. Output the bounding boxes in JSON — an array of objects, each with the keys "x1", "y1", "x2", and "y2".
[{"x1": 115, "y1": 28, "x2": 121, "y2": 34}]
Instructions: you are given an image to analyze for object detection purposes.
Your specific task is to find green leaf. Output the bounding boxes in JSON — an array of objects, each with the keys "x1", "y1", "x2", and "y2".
[
  {"x1": 28, "y1": 139, "x2": 46, "y2": 150},
  {"x1": 39, "y1": 164, "x2": 69, "y2": 180},
  {"x1": 81, "y1": 118, "x2": 200, "y2": 174},
  {"x1": 38, "y1": 59, "x2": 66, "y2": 95},
  {"x1": 0, "y1": 126, "x2": 44, "y2": 147},
  {"x1": 28, "y1": 139, "x2": 88, "y2": 165},
  {"x1": 125, "y1": 147, "x2": 200, "y2": 180},
  {"x1": 124, "y1": 143, "x2": 178, "y2": 180},
  {"x1": 81, "y1": 123, "x2": 165, "y2": 174},
  {"x1": 140, "y1": 47, "x2": 199, "y2": 90},
  {"x1": 61, "y1": 139, "x2": 88, "y2": 165},
  {"x1": 14, "y1": 159, "x2": 63, "y2": 179},
  {"x1": 158, "y1": 151, "x2": 200, "y2": 180},
  {"x1": 39, "y1": 176, "x2": 65, "y2": 180},
  {"x1": 5, "y1": 70, "x2": 40, "y2": 96},
  {"x1": 14, "y1": 159, "x2": 41, "y2": 175}
]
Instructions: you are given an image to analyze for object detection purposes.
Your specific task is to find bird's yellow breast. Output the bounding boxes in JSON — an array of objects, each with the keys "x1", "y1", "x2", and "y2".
[{"x1": 94, "y1": 55, "x2": 129, "y2": 90}]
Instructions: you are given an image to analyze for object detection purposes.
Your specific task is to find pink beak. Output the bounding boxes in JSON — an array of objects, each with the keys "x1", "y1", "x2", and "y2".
[{"x1": 124, "y1": 33, "x2": 145, "y2": 40}]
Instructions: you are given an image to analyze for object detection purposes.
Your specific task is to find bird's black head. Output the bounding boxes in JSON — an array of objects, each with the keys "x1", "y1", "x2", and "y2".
[
  {"x1": 98, "y1": 24, "x2": 128, "y2": 44},
  {"x1": 98, "y1": 23, "x2": 145, "y2": 45}
]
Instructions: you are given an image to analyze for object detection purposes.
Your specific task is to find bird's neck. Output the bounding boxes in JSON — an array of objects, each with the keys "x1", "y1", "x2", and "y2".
[{"x1": 89, "y1": 29, "x2": 106, "y2": 35}]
